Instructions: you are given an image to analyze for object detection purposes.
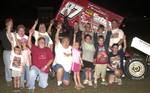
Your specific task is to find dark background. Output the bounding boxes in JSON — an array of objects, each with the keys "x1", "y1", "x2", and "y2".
[{"x1": 0, "y1": 0, "x2": 149, "y2": 43}]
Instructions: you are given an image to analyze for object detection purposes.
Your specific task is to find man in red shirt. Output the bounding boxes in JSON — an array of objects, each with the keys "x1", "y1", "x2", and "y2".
[{"x1": 28, "y1": 28, "x2": 53, "y2": 93}]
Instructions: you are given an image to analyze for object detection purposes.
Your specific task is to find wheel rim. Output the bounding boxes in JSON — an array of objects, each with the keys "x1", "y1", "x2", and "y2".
[{"x1": 128, "y1": 60, "x2": 145, "y2": 78}]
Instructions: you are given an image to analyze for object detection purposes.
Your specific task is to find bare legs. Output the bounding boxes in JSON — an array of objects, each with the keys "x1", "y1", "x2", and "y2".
[{"x1": 74, "y1": 72, "x2": 84, "y2": 89}]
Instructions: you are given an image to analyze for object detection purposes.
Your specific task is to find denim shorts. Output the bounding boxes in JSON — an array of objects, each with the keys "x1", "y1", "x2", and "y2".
[{"x1": 52, "y1": 64, "x2": 70, "y2": 81}]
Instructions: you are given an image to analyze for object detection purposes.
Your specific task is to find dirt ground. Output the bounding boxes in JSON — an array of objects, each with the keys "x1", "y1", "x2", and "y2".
[{"x1": 0, "y1": 56, "x2": 150, "y2": 93}]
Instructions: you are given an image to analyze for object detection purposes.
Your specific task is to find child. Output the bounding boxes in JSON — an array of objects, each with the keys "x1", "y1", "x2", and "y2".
[
  {"x1": 82, "y1": 34, "x2": 95, "y2": 86},
  {"x1": 108, "y1": 43, "x2": 122, "y2": 85},
  {"x1": 93, "y1": 35, "x2": 108, "y2": 88},
  {"x1": 9, "y1": 46, "x2": 24, "y2": 92},
  {"x1": 20, "y1": 38, "x2": 31, "y2": 88},
  {"x1": 71, "y1": 32, "x2": 85, "y2": 90}
]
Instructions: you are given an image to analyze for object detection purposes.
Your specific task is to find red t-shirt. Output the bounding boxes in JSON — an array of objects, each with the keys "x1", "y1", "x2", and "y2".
[
  {"x1": 31, "y1": 45, "x2": 53, "y2": 73},
  {"x1": 96, "y1": 51, "x2": 108, "y2": 64}
]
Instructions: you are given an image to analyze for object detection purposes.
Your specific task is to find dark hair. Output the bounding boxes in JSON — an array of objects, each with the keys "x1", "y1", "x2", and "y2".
[
  {"x1": 14, "y1": 45, "x2": 21, "y2": 50},
  {"x1": 38, "y1": 37, "x2": 45, "y2": 42},
  {"x1": 111, "y1": 19, "x2": 119, "y2": 24},
  {"x1": 74, "y1": 21, "x2": 78, "y2": 24},
  {"x1": 39, "y1": 22, "x2": 45, "y2": 25},
  {"x1": 98, "y1": 24, "x2": 104, "y2": 30},
  {"x1": 84, "y1": 34, "x2": 92, "y2": 40},
  {"x1": 5, "y1": 18, "x2": 13, "y2": 24},
  {"x1": 111, "y1": 43, "x2": 119, "y2": 48},
  {"x1": 85, "y1": 23, "x2": 91, "y2": 28},
  {"x1": 98, "y1": 35, "x2": 104, "y2": 40}
]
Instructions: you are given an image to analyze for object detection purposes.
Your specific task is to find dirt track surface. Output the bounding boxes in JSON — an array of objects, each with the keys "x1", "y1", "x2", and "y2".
[{"x1": 0, "y1": 56, "x2": 150, "y2": 93}]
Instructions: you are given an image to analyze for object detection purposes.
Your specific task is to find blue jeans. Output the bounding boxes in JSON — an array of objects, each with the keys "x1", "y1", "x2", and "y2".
[
  {"x1": 20, "y1": 65, "x2": 30, "y2": 87},
  {"x1": 53, "y1": 64, "x2": 70, "y2": 81},
  {"x1": 24, "y1": 65, "x2": 30, "y2": 87},
  {"x1": 119, "y1": 49, "x2": 125, "y2": 74},
  {"x1": 3, "y1": 50, "x2": 12, "y2": 82},
  {"x1": 28, "y1": 66, "x2": 48, "y2": 89}
]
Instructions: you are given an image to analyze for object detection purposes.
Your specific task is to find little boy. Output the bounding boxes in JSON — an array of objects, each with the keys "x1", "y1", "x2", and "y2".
[{"x1": 93, "y1": 35, "x2": 108, "y2": 88}]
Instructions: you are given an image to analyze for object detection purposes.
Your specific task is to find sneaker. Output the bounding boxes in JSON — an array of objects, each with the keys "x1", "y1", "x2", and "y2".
[
  {"x1": 117, "y1": 79, "x2": 122, "y2": 85},
  {"x1": 6, "y1": 81, "x2": 12, "y2": 87},
  {"x1": 101, "y1": 81, "x2": 108, "y2": 86},
  {"x1": 122, "y1": 74, "x2": 125, "y2": 78},
  {"x1": 12, "y1": 89, "x2": 20, "y2": 93},
  {"x1": 88, "y1": 80, "x2": 93, "y2": 86},
  {"x1": 28, "y1": 89, "x2": 34, "y2": 93},
  {"x1": 20, "y1": 84, "x2": 25, "y2": 89},
  {"x1": 83, "y1": 80, "x2": 88, "y2": 85},
  {"x1": 57, "y1": 81, "x2": 62, "y2": 86},
  {"x1": 93, "y1": 83, "x2": 97, "y2": 88},
  {"x1": 20, "y1": 87, "x2": 24, "y2": 90}
]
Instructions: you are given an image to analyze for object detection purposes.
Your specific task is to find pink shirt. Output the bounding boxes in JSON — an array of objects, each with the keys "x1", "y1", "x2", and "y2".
[
  {"x1": 22, "y1": 48, "x2": 31, "y2": 66},
  {"x1": 72, "y1": 48, "x2": 81, "y2": 64}
]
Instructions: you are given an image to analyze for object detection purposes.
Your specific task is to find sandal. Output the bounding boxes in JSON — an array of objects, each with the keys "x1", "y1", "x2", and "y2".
[
  {"x1": 75, "y1": 85, "x2": 81, "y2": 90},
  {"x1": 79, "y1": 84, "x2": 85, "y2": 88}
]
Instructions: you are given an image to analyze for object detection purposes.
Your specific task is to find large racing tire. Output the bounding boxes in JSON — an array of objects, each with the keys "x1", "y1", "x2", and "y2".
[{"x1": 125, "y1": 58, "x2": 148, "y2": 80}]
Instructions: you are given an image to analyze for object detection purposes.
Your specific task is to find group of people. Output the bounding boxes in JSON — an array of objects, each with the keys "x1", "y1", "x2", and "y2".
[{"x1": 0, "y1": 15, "x2": 126, "y2": 93}]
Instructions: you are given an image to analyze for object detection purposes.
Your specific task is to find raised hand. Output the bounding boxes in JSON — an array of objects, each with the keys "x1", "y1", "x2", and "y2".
[
  {"x1": 35, "y1": 19, "x2": 38, "y2": 25},
  {"x1": 56, "y1": 24, "x2": 62, "y2": 31},
  {"x1": 31, "y1": 19, "x2": 38, "y2": 30},
  {"x1": 29, "y1": 28, "x2": 34, "y2": 36},
  {"x1": 105, "y1": 17, "x2": 112, "y2": 31},
  {"x1": 50, "y1": 19, "x2": 55, "y2": 25}
]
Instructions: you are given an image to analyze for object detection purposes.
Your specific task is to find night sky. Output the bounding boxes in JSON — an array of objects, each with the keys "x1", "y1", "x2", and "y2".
[{"x1": 0, "y1": 0, "x2": 149, "y2": 42}]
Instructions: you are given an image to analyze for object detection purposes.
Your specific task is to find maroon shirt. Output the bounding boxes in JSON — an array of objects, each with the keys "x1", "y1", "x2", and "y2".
[
  {"x1": 95, "y1": 51, "x2": 108, "y2": 64},
  {"x1": 31, "y1": 45, "x2": 53, "y2": 73}
]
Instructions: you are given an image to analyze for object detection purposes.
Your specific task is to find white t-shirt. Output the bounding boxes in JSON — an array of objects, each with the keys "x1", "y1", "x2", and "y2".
[
  {"x1": 10, "y1": 51, "x2": 24, "y2": 72},
  {"x1": 53, "y1": 42, "x2": 72, "y2": 72},
  {"x1": 33, "y1": 30, "x2": 53, "y2": 47},
  {"x1": 82, "y1": 42, "x2": 95, "y2": 62},
  {"x1": 109, "y1": 28, "x2": 124, "y2": 48},
  {"x1": 7, "y1": 33, "x2": 28, "y2": 48},
  {"x1": 16, "y1": 33, "x2": 28, "y2": 41}
]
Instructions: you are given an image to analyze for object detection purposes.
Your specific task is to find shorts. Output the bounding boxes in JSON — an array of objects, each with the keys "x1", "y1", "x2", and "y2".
[
  {"x1": 72, "y1": 62, "x2": 81, "y2": 72},
  {"x1": 12, "y1": 70, "x2": 21, "y2": 77},
  {"x1": 83, "y1": 60, "x2": 94, "y2": 69},
  {"x1": 52, "y1": 64, "x2": 70, "y2": 81}
]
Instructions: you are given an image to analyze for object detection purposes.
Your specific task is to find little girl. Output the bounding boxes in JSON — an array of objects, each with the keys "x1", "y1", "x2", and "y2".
[
  {"x1": 9, "y1": 46, "x2": 24, "y2": 92},
  {"x1": 72, "y1": 33, "x2": 85, "y2": 90},
  {"x1": 20, "y1": 38, "x2": 31, "y2": 88}
]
